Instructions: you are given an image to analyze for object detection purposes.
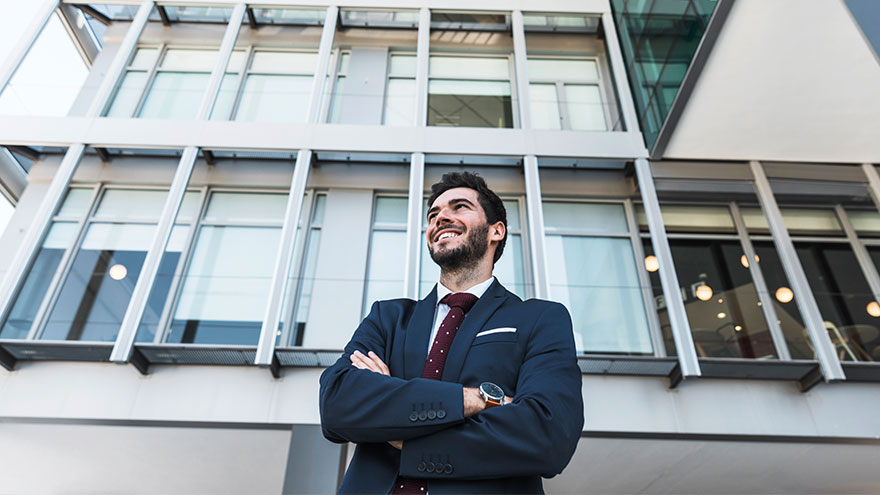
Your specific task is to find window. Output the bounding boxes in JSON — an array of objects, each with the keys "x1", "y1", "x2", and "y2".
[
  {"x1": 383, "y1": 54, "x2": 417, "y2": 126},
  {"x1": 528, "y1": 58, "x2": 607, "y2": 131},
  {"x1": 232, "y1": 51, "x2": 317, "y2": 123},
  {"x1": 427, "y1": 55, "x2": 514, "y2": 128},
  {"x1": 327, "y1": 52, "x2": 350, "y2": 123},
  {"x1": 363, "y1": 197, "x2": 408, "y2": 314},
  {"x1": 168, "y1": 192, "x2": 287, "y2": 345},
  {"x1": 36, "y1": 189, "x2": 198, "y2": 342},
  {"x1": 546, "y1": 201, "x2": 652, "y2": 354},
  {"x1": 420, "y1": 199, "x2": 528, "y2": 300}
]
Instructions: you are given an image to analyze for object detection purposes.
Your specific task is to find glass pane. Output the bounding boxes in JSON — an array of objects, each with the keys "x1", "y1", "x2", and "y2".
[
  {"x1": 135, "y1": 225, "x2": 188, "y2": 343},
  {"x1": 160, "y1": 49, "x2": 218, "y2": 71},
  {"x1": 529, "y1": 83, "x2": 561, "y2": 130},
  {"x1": 312, "y1": 194, "x2": 327, "y2": 225},
  {"x1": 429, "y1": 80, "x2": 511, "y2": 96},
  {"x1": 338, "y1": 53, "x2": 350, "y2": 74},
  {"x1": 106, "y1": 71, "x2": 149, "y2": 118},
  {"x1": 565, "y1": 84, "x2": 606, "y2": 131},
  {"x1": 41, "y1": 223, "x2": 155, "y2": 341},
  {"x1": 250, "y1": 51, "x2": 317, "y2": 74},
  {"x1": 56, "y1": 188, "x2": 94, "y2": 218},
  {"x1": 139, "y1": 72, "x2": 210, "y2": 119},
  {"x1": 543, "y1": 202, "x2": 627, "y2": 233},
  {"x1": 374, "y1": 197, "x2": 408, "y2": 226},
  {"x1": 203, "y1": 192, "x2": 288, "y2": 224},
  {"x1": 130, "y1": 47, "x2": 160, "y2": 70},
  {"x1": 429, "y1": 56, "x2": 510, "y2": 79},
  {"x1": 389, "y1": 55, "x2": 417, "y2": 77},
  {"x1": 383, "y1": 78, "x2": 415, "y2": 126},
  {"x1": 94, "y1": 189, "x2": 167, "y2": 221},
  {"x1": 290, "y1": 228, "x2": 321, "y2": 345},
  {"x1": 235, "y1": 74, "x2": 312, "y2": 123},
  {"x1": 327, "y1": 75, "x2": 345, "y2": 124},
  {"x1": 363, "y1": 230, "x2": 407, "y2": 314},
  {"x1": 209, "y1": 73, "x2": 240, "y2": 121},
  {"x1": 547, "y1": 235, "x2": 652, "y2": 354},
  {"x1": 781, "y1": 208, "x2": 843, "y2": 234},
  {"x1": 0, "y1": 222, "x2": 77, "y2": 339},
  {"x1": 847, "y1": 209, "x2": 880, "y2": 236},
  {"x1": 503, "y1": 200, "x2": 520, "y2": 231},
  {"x1": 528, "y1": 59, "x2": 598, "y2": 80},
  {"x1": 797, "y1": 242, "x2": 879, "y2": 362},
  {"x1": 639, "y1": 205, "x2": 735, "y2": 233},
  {"x1": 170, "y1": 226, "x2": 281, "y2": 344},
  {"x1": 428, "y1": 90, "x2": 513, "y2": 128},
  {"x1": 667, "y1": 239, "x2": 779, "y2": 359}
]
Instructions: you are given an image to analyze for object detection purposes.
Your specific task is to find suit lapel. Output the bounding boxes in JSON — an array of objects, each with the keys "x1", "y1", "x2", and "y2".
[
  {"x1": 442, "y1": 280, "x2": 508, "y2": 382},
  {"x1": 403, "y1": 285, "x2": 437, "y2": 379}
]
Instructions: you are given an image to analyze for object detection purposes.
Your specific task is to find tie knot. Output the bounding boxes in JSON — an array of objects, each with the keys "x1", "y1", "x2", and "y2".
[{"x1": 441, "y1": 292, "x2": 479, "y2": 313}]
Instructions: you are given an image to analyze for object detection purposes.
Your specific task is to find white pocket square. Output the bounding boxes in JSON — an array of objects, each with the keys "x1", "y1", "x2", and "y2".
[{"x1": 475, "y1": 327, "x2": 517, "y2": 337}]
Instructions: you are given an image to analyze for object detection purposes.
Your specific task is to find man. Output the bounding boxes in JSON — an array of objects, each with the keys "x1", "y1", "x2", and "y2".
[{"x1": 320, "y1": 172, "x2": 583, "y2": 494}]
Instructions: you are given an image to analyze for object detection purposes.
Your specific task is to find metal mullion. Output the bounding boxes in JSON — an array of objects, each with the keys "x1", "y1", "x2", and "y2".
[
  {"x1": 600, "y1": 11, "x2": 640, "y2": 134},
  {"x1": 132, "y1": 43, "x2": 167, "y2": 118},
  {"x1": 306, "y1": 6, "x2": 338, "y2": 124},
  {"x1": 279, "y1": 189, "x2": 317, "y2": 348},
  {"x1": 593, "y1": 56, "x2": 616, "y2": 131},
  {"x1": 199, "y1": 220, "x2": 283, "y2": 229},
  {"x1": 835, "y1": 204, "x2": 880, "y2": 311},
  {"x1": 197, "y1": 3, "x2": 245, "y2": 119},
  {"x1": 255, "y1": 149, "x2": 313, "y2": 367},
  {"x1": 514, "y1": 196, "x2": 535, "y2": 299},
  {"x1": 0, "y1": 0, "x2": 57, "y2": 94},
  {"x1": 226, "y1": 45, "x2": 254, "y2": 121},
  {"x1": 730, "y1": 202, "x2": 792, "y2": 361},
  {"x1": 414, "y1": 7, "x2": 430, "y2": 126},
  {"x1": 665, "y1": 233, "x2": 740, "y2": 241},
  {"x1": 634, "y1": 158, "x2": 700, "y2": 377},
  {"x1": 154, "y1": 186, "x2": 210, "y2": 344},
  {"x1": 624, "y1": 198, "x2": 666, "y2": 357},
  {"x1": 110, "y1": 146, "x2": 201, "y2": 363},
  {"x1": 750, "y1": 160, "x2": 844, "y2": 381},
  {"x1": 511, "y1": 10, "x2": 530, "y2": 130},
  {"x1": 403, "y1": 152, "x2": 425, "y2": 299},
  {"x1": 24, "y1": 185, "x2": 102, "y2": 341},
  {"x1": 319, "y1": 48, "x2": 341, "y2": 123},
  {"x1": 523, "y1": 155, "x2": 550, "y2": 299},
  {"x1": 556, "y1": 81, "x2": 570, "y2": 130},
  {"x1": 544, "y1": 229, "x2": 630, "y2": 238}
]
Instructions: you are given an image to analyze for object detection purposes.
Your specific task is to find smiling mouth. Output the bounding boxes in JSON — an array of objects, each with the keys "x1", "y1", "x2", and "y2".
[{"x1": 435, "y1": 230, "x2": 462, "y2": 242}]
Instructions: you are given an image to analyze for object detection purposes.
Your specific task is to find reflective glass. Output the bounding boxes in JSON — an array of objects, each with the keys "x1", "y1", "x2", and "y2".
[
  {"x1": 640, "y1": 204, "x2": 735, "y2": 233},
  {"x1": 106, "y1": 72, "x2": 149, "y2": 118},
  {"x1": 363, "y1": 230, "x2": 407, "y2": 313},
  {"x1": 160, "y1": 49, "x2": 217, "y2": 71},
  {"x1": 847, "y1": 208, "x2": 880, "y2": 235},
  {"x1": 429, "y1": 56, "x2": 510, "y2": 79},
  {"x1": 389, "y1": 55, "x2": 417, "y2": 76},
  {"x1": 210, "y1": 74, "x2": 241, "y2": 121},
  {"x1": 529, "y1": 83, "x2": 560, "y2": 130},
  {"x1": 565, "y1": 84, "x2": 606, "y2": 131},
  {"x1": 203, "y1": 192, "x2": 287, "y2": 223},
  {"x1": 528, "y1": 59, "x2": 598, "y2": 80},
  {"x1": 428, "y1": 81, "x2": 513, "y2": 128},
  {"x1": 544, "y1": 202, "x2": 627, "y2": 233},
  {"x1": 235, "y1": 75, "x2": 312, "y2": 123},
  {"x1": 135, "y1": 225, "x2": 189, "y2": 343},
  {"x1": 547, "y1": 235, "x2": 651, "y2": 354},
  {"x1": 130, "y1": 48, "x2": 160, "y2": 70},
  {"x1": 139, "y1": 72, "x2": 210, "y2": 119},
  {"x1": 93, "y1": 189, "x2": 166, "y2": 221},
  {"x1": 250, "y1": 52, "x2": 317, "y2": 74},
  {"x1": 384, "y1": 79, "x2": 415, "y2": 126},
  {"x1": 374, "y1": 197, "x2": 408, "y2": 225},
  {"x1": 284, "y1": 194, "x2": 326, "y2": 346},
  {"x1": 56, "y1": 188, "x2": 94, "y2": 218}
]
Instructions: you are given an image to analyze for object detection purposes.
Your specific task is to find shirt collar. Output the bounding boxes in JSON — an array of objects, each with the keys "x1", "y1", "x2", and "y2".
[{"x1": 436, "y1": 276, "x2": 495, "y2": 307}]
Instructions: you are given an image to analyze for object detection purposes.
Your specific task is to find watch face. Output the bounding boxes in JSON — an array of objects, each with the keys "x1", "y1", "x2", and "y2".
[{"x1": 480, "y1": 382, "x2": 504, "y2": 400}]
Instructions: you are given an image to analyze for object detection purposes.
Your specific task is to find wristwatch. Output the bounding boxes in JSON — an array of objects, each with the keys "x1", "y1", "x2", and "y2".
[{"x1": 478, "y1": 382, "x2": 505, "y2": 408}]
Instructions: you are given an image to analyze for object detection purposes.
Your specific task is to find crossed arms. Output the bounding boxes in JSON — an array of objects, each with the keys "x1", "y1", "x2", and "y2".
[{"x1": 319, "y1": 300, "x2": 584, "y2": 479}]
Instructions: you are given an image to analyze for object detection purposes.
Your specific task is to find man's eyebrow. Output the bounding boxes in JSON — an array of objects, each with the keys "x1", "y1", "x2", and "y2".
[{"x1": 426, "y1": 198, "x2": 475, "y2": 218}]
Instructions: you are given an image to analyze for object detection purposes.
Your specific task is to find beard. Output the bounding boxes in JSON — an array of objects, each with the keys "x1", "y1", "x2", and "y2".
[{"x1": 428, "y1": 223, "x2": 489, "y2": 272}]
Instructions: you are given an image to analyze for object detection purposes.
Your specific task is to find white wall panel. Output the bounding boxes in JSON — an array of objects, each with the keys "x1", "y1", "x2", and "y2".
[{"x1": 664, "y1": 0, "x2": 880, "y2": 163}]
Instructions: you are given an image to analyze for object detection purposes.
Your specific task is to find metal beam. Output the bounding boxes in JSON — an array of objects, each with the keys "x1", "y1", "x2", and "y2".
[
  {"x1": 0, "y1": 144, "x2": 85, "y2": 329},
  {"x1": 255, "y1": 149, "x2": 313, "y2": 367},
  {"x1": 600, "y1": 11, "x2": 640, "y2": 135},
  {"x1": 403, "y1": 152, "x2": 425, "y2": 299},
  {"x1": 634, "y1": 158, "x2": 701, "y2": 378},
  {"x1": 523, "y1": 155, "x2": 550, "y2": 299},
  {"x1": 75, "y1": 4, "x2": 112, "y2": 26},
  {"x1": 835, "y1": 204, "x2": 880, "y2": 314},
  {"x1": 0, "y1": 0, "x2": 58, "y2": 94},
  {"x1": 157, "y1": 5, "x2": 171, "y2": 26},
  {"x1": 306, "y1": 6, "x2": 339, "y2": 124},
  {"x1": 624, "y1": 199, "x2": 666, "y2": 357},
  {"x1": 862, "y1": 163, "x2": 880, "y2": 213},
  {"x1": 730, "y1": 202, "x2": 792, "y2": 361},
  {"x1": 197, "y1": 3, "x2": 246, "y2": 120},
  {"x1": 86, "y1": 1, "x2": 153, "y2": 117},
  {"x1": 58, "y1": 3, "x2": 101, "y2": 66},
  {"x1": 0, "y1": 148, "x2": 26, "y2": 203},
  {"x1": 414, "y1": 7, "x2": 430, "y2": 126},
  {"x1": 110, "y1": 146, "x2": 199, "y2": 363},
  {"x1": 749, "y1": 160, "x2": 845, "y2": 381},
  {"x1": 511, "y1": 11, "x2": 532, "y2": 129}
]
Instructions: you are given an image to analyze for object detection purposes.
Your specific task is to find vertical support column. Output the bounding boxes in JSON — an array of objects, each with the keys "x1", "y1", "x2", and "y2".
[
  {"x1": 414, "y1": 7, "x2": 430, "y2": 126},
  {"x1": 256, "y1": 149, "x2": 312, "y2": 369},
  {"x1": 623, "y1": 199, "x2": 666, "y2": 357},
  {"x1": 836, "y1": 204, "x2": 880, "y2": 307},
  {"x1": 110, "y1": 146, "x2": 199, "y2": 363},
  {"x1": 403, "y1": 153, "x2": 425, "y2": 300},
  {"x1": 196, "y1": 3, "x2": 245, "y2": 119},
  {"x1": 862, "y1": 163, "x2": 880, "y2": 213},
  {"x1": 523, "y1": 155, "x2": 549, "y2": 299},
  {"x1": 730, "y1": 202, "x2": 792, "y2": 361},
  {"x1": 634, "y1": 158, "x2": 700, "y2": 378},
  {"x1": 511, "y1": 11, "x2": 532, "y2": 129},
  {"x1": 750, "y1": 161, "x2": 844, "y2": 381},
  {"x1": 86, "y1": 1, "x2": 154, "y2": 117},
  {"x1": 0, "y1": 0, "x2": 58, "y2": 94},
  {"x1": 307, "y1": 6, "x2": 339, "y2": 124},
  {"x1": 0, "y1": 144, "x2": 85, "y2": 325},
  {"x1": 601, "y1": 12, "x2": 640, "y2": 135}
]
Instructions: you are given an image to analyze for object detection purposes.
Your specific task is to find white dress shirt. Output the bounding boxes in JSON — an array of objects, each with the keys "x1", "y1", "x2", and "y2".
[{"x1": 427, "y1": 276, "x2": 495, "y2": 355}]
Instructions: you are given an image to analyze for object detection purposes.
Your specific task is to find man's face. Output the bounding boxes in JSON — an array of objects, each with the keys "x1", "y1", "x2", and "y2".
[{"x1": 426, "y1": 187, "x2": 491, "y2": 271}]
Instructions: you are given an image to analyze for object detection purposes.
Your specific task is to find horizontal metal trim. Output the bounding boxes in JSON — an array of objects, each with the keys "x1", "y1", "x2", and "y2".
[
  {"x1": 698, "y1": 358, "x2": 819, "y2": 381},
  {"x1": 578, "y1": 355, "x2": 678, "y2": 377},
  {"x1": 0, "y1": 416, "x2": 296, "y2": 430},
  {"x1": 841, "y1": 362, "x2": 880, "y2": 382},
  {"x1": 581, "y1": 430, "x2": 880, "y2": 446}
]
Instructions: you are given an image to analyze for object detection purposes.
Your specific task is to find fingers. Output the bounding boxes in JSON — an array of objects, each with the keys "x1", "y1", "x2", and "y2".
[
  {"x1": 349, "y1": 350, "x2": 390, "y2": 376},
  {"x1": 387, "y1": 440, "x2": 403, "y2": 450}
]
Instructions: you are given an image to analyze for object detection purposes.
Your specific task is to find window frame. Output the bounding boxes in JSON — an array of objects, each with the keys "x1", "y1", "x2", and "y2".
[{"x1": 526, "y1": 55, "x2": 612, "y2": 131}]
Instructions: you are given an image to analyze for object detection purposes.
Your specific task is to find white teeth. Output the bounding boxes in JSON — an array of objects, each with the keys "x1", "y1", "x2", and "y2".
[{"x1": 438, "y1": 232, "x2": 458, "y2": 241}]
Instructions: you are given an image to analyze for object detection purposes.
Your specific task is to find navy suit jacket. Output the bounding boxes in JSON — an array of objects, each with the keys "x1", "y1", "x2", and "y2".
[{"x1": 319, "y1": 279, "x2": 584, "y2": 494}]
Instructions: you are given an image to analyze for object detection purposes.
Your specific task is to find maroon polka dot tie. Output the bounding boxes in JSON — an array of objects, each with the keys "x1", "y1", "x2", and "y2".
[{"x1": 392, "y1": 292, "x2": 479, "y2": 495}]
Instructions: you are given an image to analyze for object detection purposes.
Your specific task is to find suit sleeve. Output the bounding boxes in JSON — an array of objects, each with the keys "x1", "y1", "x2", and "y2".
[
  {"x1": 398, "y1": 302, "x2": 584, "y2": 480},
  {"x1": 319, "y1": 301, "x2": 466, "y2": 444}
]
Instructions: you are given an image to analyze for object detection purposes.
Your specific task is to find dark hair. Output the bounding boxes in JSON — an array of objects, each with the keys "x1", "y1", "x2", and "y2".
[{"x1": 427, "y1": 171, "x2": 507, "y2": 263}]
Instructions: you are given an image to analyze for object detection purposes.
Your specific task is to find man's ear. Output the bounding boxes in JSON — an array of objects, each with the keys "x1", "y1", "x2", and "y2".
[{"x1": 488, "y1": 221, "x2": 506, "y2": 242}]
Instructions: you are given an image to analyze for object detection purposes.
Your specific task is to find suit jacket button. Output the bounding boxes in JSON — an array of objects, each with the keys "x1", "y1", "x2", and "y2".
[
  {"x1": 417, "y1": 462, "x2": 426, "y2": 472},
  {"x1": 425, "y1": 462, "x2": 435, "y2": 473},
  {"x1": 418, "y1": 411, "x2": 427, "y2": 421},
  {"x1": 444, "y1": 464, "x2": 453, "y2": 474},
  {"x1": 437, "y1": 409, "x2": 446, "y2": 419},
  {"x1": 409, "y1": 412, "x2": 419, "y2": 422},
  {"x1": 427, "y1": 409, "x2": 437, "y2": 420}
]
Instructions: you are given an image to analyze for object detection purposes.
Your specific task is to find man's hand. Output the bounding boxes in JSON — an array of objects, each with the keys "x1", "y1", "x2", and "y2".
[
  {"x1": 350, "y1": 350, "x2": 390, "y2": 376},
  {"x1": 463, "y1": 387, "x2": 513, "y2": 417}
]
